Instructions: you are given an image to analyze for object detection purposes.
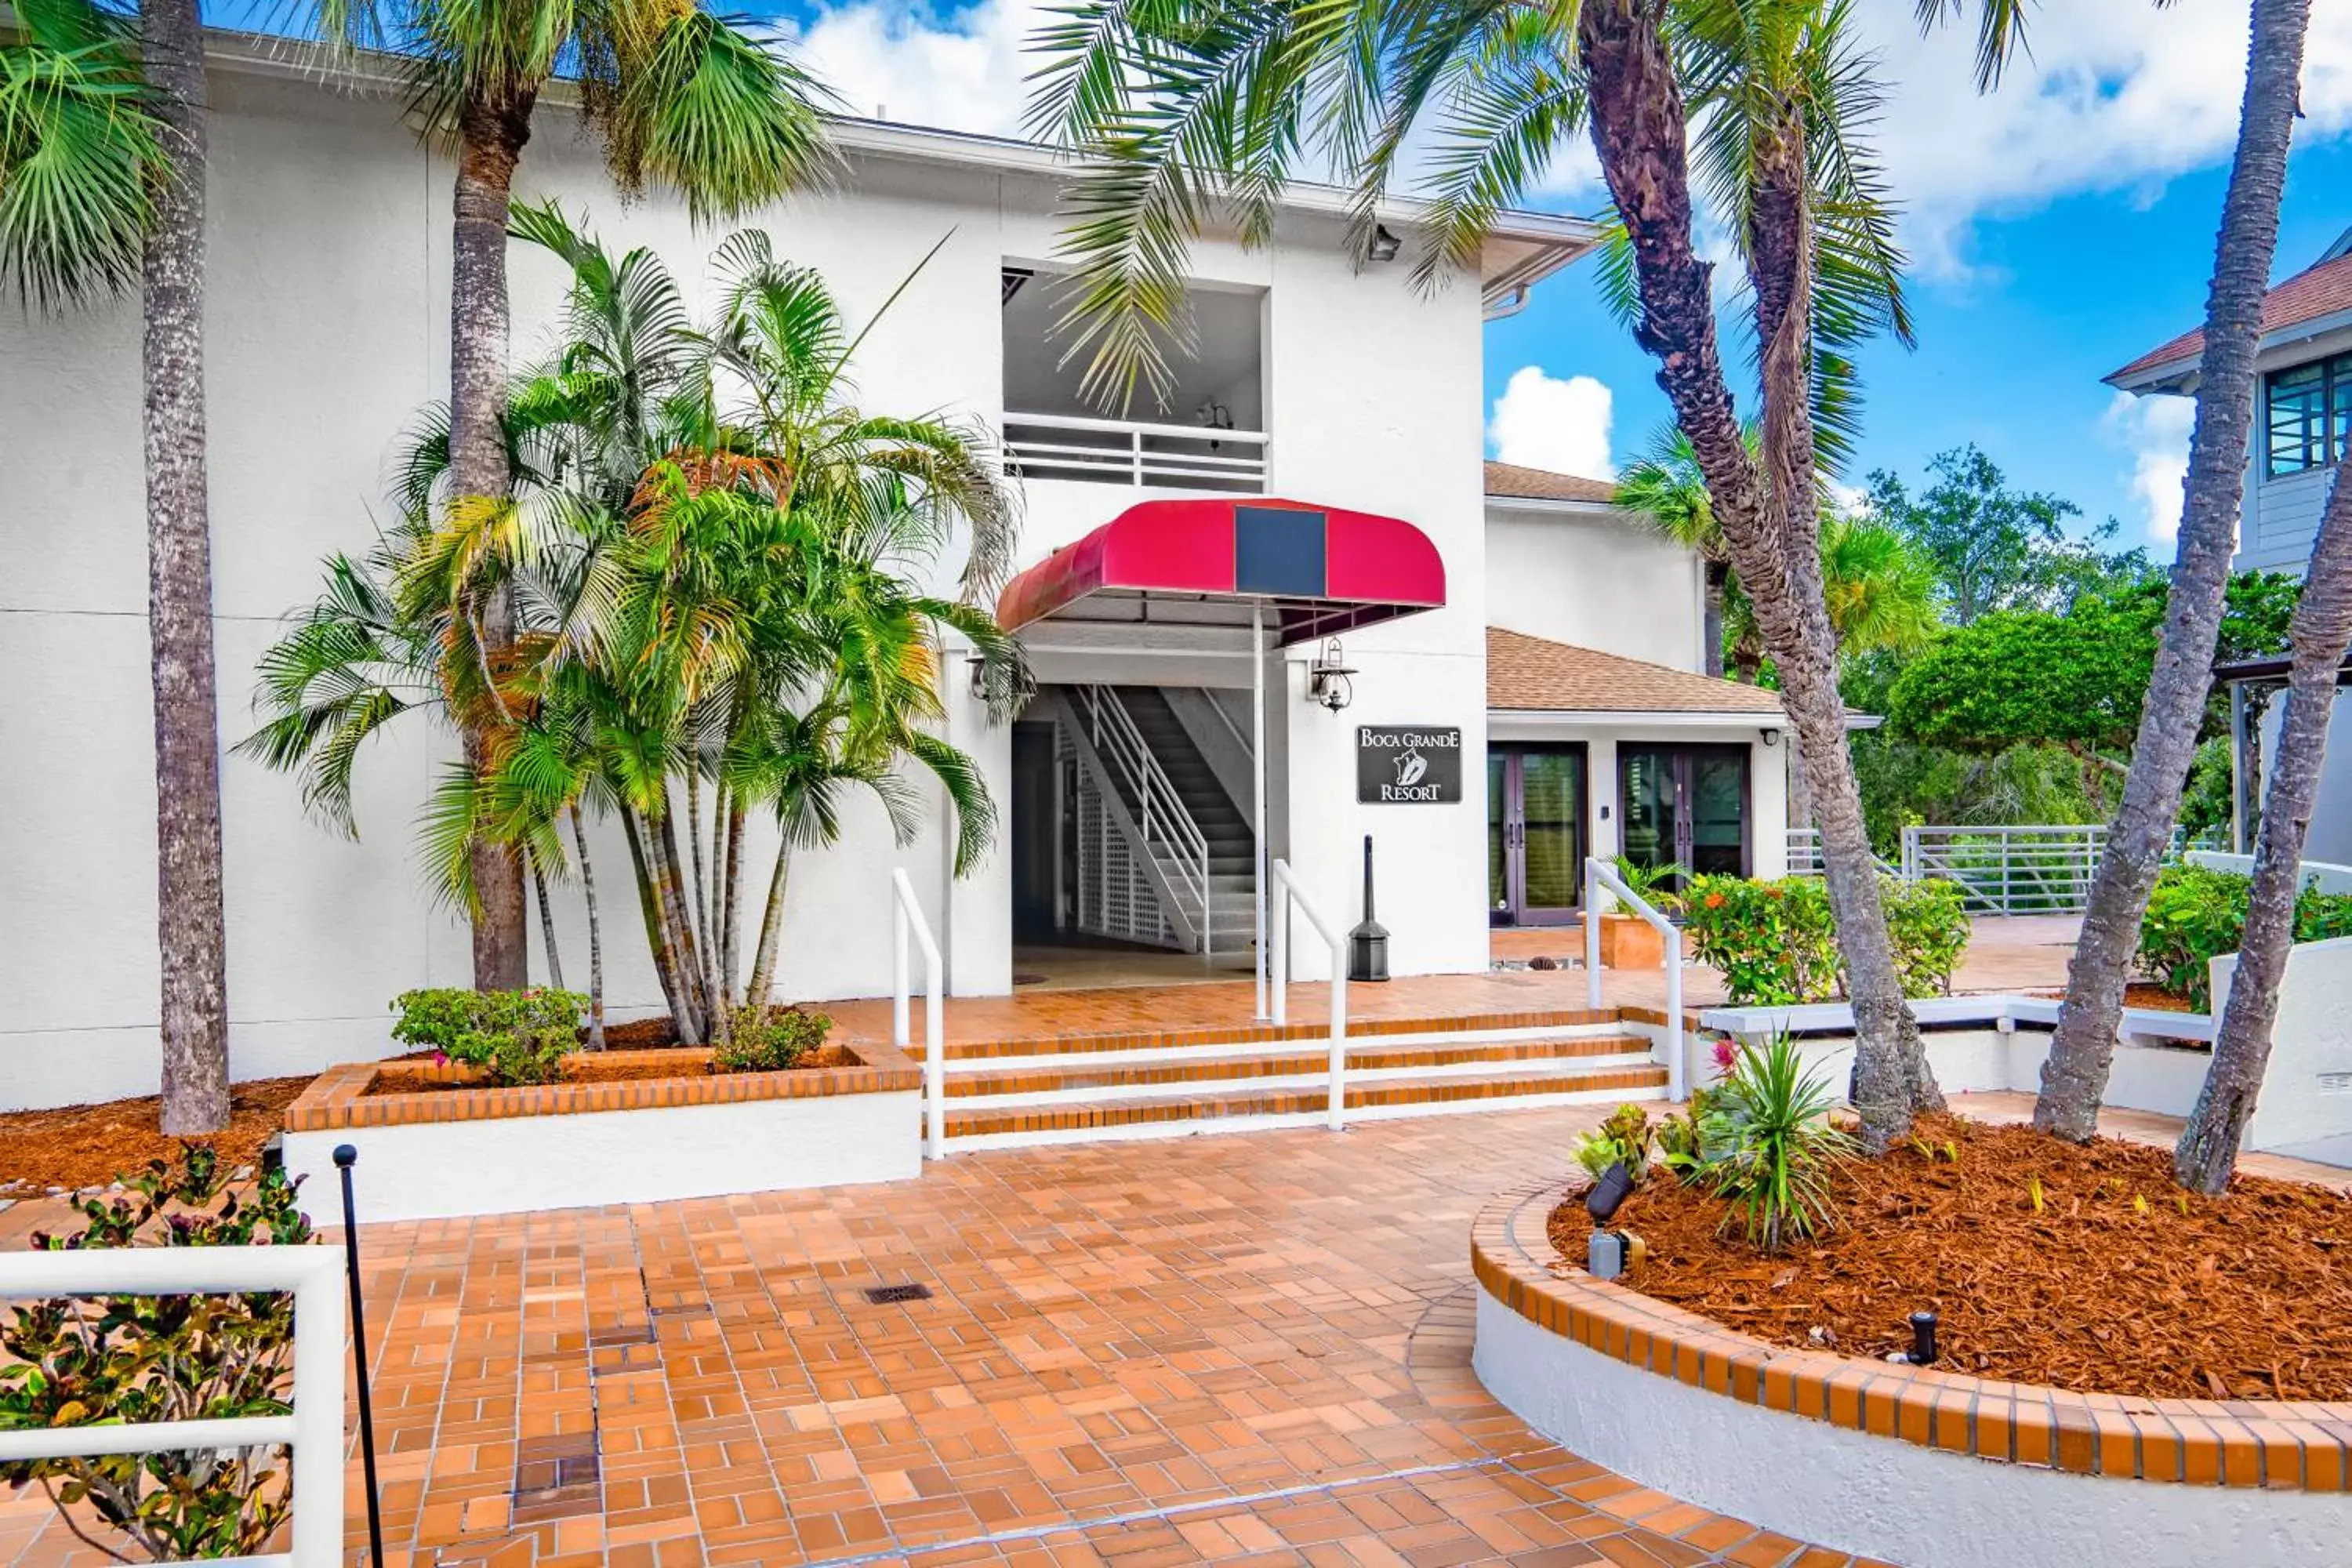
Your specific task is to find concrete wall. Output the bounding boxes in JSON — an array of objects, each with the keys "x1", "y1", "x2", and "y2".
[
  {"x1": 0, "y1": 54, "x2": 1505, "y2": 1105},
  {"x1": 1484, "y1": 500, "x2": 1706, "y2": 673},
  {"x1": 2211, "y1": 935, "x2": 2352, "y2": 1153}
]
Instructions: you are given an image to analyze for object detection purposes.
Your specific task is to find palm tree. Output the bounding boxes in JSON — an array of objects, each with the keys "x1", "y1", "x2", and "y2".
[
  {"x1": 310, "y1": 0, "x2": 841, "y2": 991},
  {"x1": 1028, "y1": 0, "x2": 1995, "y2": 1149},
  {"x1": 2174, "y1": 466, "x2": 2352, "y2": 1190},
  {"x1": 3, "y1": 0, "x2": 230, "y2": 1134},
  {"x1": 2033, "y1": 0, "x2": 2316, "y2": 1141}
]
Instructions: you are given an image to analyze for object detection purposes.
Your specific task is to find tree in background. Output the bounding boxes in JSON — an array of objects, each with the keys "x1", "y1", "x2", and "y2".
[
  {"x1": 1865, "y1": 445, "x2": 2152, "y2": 623},
  {"x1": 1, "y1": 0, "x2": 225, "y2": 1134},
  {"x1": 2034, "y1": 0, "x2": 2315, "y2": 1142},
  {"x1": 1615, "y1": 427, "x2": 1744, "y2": 677}
]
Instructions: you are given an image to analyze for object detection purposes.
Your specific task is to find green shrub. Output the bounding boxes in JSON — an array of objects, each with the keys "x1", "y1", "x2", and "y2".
[
  {"x1": 2136, "y1": 863, "x2": 2352, "y2": 1010},
  {"x1": 713, "y1": 1008, "x2": 833, "y2": 1073},
  {"x1": 390, "y1": 986, "x2": 587, "y2": 1086},
  {"x1": 1680, "y1": 875, "x2": 1838, "y2": 1005},
  {"x1": 1680, "y1": 873, "x2": 1973, "y2": 1006},
  {"x1": 1571, "y1": 1103, "x2": 1656, "y2": 1182},
  {"x1": 1707, "y1": 1035, "x2": 1854, "y2": 1252},
  {"x1": 1607, "y1": 855, "x2": 1686, "y2": 913},
  {"x1": 1881, "y1": 877, "x2": 1970, "y2": 997},
  {"x1": 0, "y1": 1149, "x2": 314, "y2": 1562},
  {"x1": 1654, "y1": 1086, "x2": 1737, "y2": 1184}
]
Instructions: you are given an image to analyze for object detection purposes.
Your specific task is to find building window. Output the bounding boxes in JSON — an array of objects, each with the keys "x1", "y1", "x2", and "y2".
[{"x1": 2267, "y1": 350, "x2": 2352, "y2": 477}]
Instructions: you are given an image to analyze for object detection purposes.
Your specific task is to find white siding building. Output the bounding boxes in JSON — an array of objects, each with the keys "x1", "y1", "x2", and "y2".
[{"x1": 0, "y1": 34, "x2": 1787, "y2": 1109}]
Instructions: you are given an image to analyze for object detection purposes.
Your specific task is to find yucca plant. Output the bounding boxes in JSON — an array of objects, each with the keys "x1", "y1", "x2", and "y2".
[{"x1": 1708, "y1": 1035, "x2": 1854, "y2": 1251}]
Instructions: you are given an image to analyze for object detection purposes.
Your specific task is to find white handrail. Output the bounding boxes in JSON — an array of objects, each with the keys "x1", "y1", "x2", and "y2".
[
  {"x1": 1004, "y1": 409, "x2": 1271, "y2": 443},
  {"x1": 0, "y1": 1244, "x2": 347, "y2": 1568},
  {"x1": 1584, "y1": 858, "x2": 1684, "y2": 1102},
  {"x1": 1072, "y1": 686, "x2": 1214, "y2": 956},
  {"x1": 1004, "y1": 412, "x2": 1269, "y2": 492},
  {"x1": 891, "y1": 867, "x2": 946, "y2": 1160},
  {"x1": 1269, "y1": 858, "x2": 1349, "y2": 1131}
]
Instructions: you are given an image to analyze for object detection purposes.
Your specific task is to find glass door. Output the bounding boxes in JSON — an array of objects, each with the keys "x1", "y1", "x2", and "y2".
[
  {"x1": 1617, "y1": 745, "x2": 1751, "y2": 890},
  {"x1": 1489, "y1": 744, "x2": 1587, "y2": 925}
]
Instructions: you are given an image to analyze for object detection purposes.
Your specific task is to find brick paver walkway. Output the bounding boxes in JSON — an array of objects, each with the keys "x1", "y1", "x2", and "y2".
[{"x1": 0, "y1": 1108, "x2": 1886, "y2": 1568}]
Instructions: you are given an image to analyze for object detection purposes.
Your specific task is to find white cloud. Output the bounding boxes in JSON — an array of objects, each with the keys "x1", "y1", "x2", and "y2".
[
  {"x1": 1488, "y1": 366, "x2": 1616, "y2": 480},
  {"x1": 2103, "y1": 390, "x2": 2197, "y2": 541},
  {"x1": 783, "y1": 0, "x2": 1044, "y2": 136},
  {"x1": 1859, "y1": 0, "x2": 2352, "y2": 274}
]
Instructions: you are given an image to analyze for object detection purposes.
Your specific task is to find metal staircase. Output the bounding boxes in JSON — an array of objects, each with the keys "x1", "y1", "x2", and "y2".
[{"x1": 1054, "y1": 684, "x2": 1258, "y2": 955}]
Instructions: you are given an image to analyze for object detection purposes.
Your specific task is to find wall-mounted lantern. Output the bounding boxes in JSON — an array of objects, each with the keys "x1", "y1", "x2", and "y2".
[{"x1": 1308, "y1": 638, "x2": 1357, "y2": 713}]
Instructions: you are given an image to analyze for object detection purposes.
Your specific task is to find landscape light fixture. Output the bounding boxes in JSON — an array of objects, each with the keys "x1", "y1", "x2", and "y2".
[
  {"x1": 1584, "y1": 1161, "x2": 1634, "y2": 1225},
  {"x1": 1909, "y1": 1311, "x2": 1939, "y2": 1367},
  {"x1": 1308, "y1": 638, "x2": 1357, "y2": 712},
  {"x1": 1367, "y1": 224, "x2": 1402, "y2": 263}
]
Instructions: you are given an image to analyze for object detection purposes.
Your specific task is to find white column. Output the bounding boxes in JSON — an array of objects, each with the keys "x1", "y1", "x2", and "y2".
[{"x1": 1254, "y1": 601, "x2": 1269, "y2": 1019}]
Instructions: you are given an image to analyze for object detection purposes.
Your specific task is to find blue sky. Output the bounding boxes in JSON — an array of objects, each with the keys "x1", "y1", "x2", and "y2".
[{"x1": 1485, "y1": 136, "x2": 2352, "y2": 547}]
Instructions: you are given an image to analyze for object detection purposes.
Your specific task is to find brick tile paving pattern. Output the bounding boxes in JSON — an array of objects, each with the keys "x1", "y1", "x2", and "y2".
[{"x1": 0, "y1": 1107, "x2": 1893, "y2": 1568}]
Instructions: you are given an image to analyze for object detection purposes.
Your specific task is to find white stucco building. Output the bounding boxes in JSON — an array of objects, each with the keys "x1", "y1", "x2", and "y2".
[
  {"x1": 0, "y1": 34, "x2": 1790, "y2": 1110},
  {"x1": 2107, "y1": 226, "x2": 2352, "y2": 864}
]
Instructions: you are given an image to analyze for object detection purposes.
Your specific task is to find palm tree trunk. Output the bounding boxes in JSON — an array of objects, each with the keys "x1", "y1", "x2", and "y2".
[
  {"x1": 1577, "y1": 0, "x2": 1936, "y2": 1147},
  {"x1": 2035, "y1": 0, "x2": 2311, "y2": 1141},
  {"x1": 652, "y1": 790, "x2": 715, "y2": 1040},
  {"x1": 449, "y1": 94, "x2": 535, "y2": 993},
  {"x1": 142, "y1": 0, "x2": 229, "y2": 1137},
  {"x1": 1701, "y1": 560, "x2": 1729, "y2": 679},
  {"x1": 570, "y1": 807, "x2": 605, "y2": 1048},
  {"x1": 720, "y1": 801, "x2": 747, "y2": 1011},
  {"x1": 531, "y1": 861, "x2": 565, "y2": 991},
  {"x1": 2173, "y1": 468, "x2": 2352, "y2": 1191},
  {"x1": 746, "y1": 844, "x2": 793, "y2": 1010},
  {"x1": 621, "y1": 807, "x2": 695, "y2": 1042}
]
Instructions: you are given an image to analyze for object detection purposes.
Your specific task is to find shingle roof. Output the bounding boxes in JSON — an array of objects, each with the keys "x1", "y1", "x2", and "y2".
[
  {"x1": 2109, "y1": 250, "x2": 2352, "y2": 386},
  {"x1": 1484, "y1": 460, "x2": 1617, "y2": 505},
  {"x1": 1486, "y1": 626, "x2": 1785, "y2": 714}
]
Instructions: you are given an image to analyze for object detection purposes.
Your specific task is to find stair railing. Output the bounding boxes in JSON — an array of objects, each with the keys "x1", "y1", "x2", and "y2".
[
  {"x1": 1269, "y1": 858, "x2": 1348, "y2": 1131},
  {"x1": 1070, "y1": 685, "x2": 1215, "y2": 955},
  {"x1": 1584, "y1": 857, "x2": 1684, "y2": 1101},
  {"x1": 891, "y1": 867, "x2": 946, "y2": 1159}
]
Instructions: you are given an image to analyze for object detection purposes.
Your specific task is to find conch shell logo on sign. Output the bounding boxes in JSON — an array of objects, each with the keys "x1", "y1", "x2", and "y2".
[{"x1": 1393, "y1": 747, "x2": 1428, "y2": 788}]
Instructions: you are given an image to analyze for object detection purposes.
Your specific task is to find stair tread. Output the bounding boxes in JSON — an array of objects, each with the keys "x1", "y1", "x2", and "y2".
[
  {"x1": 938, "y1": 1009, "x2": 1637, "y2": 1060},
  {"x1": 944, "y1": 1063, "x2": 1670, "y2": 1134},
  {"x1": 948, "y1": 1036, "x2": 1654, "y2": 1095}
]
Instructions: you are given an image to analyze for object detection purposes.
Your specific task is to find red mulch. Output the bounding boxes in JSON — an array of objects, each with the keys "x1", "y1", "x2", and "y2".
[
  {"x1": 2125, "y1": 982, "x2": 2198, "y2": 1014},
  {"x1": 1549, "y1": 1112, "x2": 2352, "y2": 1401},
  {"x1": 0, "y1": 1077, "x2": 316, "y2": 1194},
  {"x1": 364, "y1": 1045, "x2": 859, "y2": 1097},
  {"x1": 597, "y1": 1017, "x2": 678, "y2": 1049}
]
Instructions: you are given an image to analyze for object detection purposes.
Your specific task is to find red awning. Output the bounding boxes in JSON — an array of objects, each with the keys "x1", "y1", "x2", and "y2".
[{"x1": 995, "y1": 498, "x2": 1446, "y2": 648}]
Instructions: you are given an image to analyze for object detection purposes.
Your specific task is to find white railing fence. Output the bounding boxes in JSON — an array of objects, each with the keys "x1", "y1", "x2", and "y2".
[
  {"x1": 1901, "y1": 825, "x2": 2104, "y2": 915},
  {"x1": 1269, "y1": 858, "x2": 1349, "y2": 1131},
  {"x1": 890, "y1": 867, "x2": 946, "y2": 1160},
  {"x1": 1783, "y1": 829, "x2": 1901, "y2": 880},
  {"x1": 1004, "y1": 412, "x2": 1269, "y2": 493},
  {"x1": 0, "y1": 1245, "x2": 347, "y2": 1568},
  {"x1": 1584, "y1": 857, "x2": 1685, "y2": 1101},
  {"x1": 1070, "y1": 685, "x2": 1214, "y2": 956}
]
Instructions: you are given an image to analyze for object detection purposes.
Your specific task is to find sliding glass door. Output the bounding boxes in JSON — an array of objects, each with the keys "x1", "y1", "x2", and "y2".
[
  {"x1": 1617, "y1": 745, "x2": 1751, "y2": 890},
  {"x1": 1490, "y1": 744, "x2": 1587, "y2": 925}
]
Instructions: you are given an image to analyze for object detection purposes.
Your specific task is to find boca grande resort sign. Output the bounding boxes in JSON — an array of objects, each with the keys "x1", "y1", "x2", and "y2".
[{"x1": 1356, "y1": 725, "x2": 1464, "y2": 804}]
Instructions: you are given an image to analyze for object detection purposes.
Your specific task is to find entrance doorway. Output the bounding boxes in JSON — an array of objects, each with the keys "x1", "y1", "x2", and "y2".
[
  {"x1": 1618, "y1": 744, "x2": 1750, "y2": 890},
  {"x1": 1489, "y1": 744, "x2": 1588, "y2": 925}
]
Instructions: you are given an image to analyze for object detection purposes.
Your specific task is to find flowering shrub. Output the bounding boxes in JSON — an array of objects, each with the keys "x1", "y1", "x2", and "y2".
[
  {"x1": 2136, "y1": 863, "x2": 2352, "y2": 1011},
  {"x1": 712, "y1": 1008, "x2": 832, "y2": 1073},
  {"x1": 1679, "y1": 875, "x2": 1837, "y2": 1005},
  {"x1": 1680, "y1": 874, "x2": 1972, "y2": 1006},
  {"x1": 0, "y1": 1149, "x2": 314, "y2": 1562},
  {"x1": 391, "y1": 987, "x2": 588, "y2": 1086}
]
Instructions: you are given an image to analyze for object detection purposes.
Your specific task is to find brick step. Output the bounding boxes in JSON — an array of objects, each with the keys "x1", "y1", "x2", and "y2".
[
  {"x1": 942, "y1": 1062, "x2": 1671, "y2": 1142},
  {"x1": 945, "y1": 1035, "x2": 1653, "y2": 1098},
  {"x1": 941, "y1": 1007, "x2": 1632, "y2": 1063}
]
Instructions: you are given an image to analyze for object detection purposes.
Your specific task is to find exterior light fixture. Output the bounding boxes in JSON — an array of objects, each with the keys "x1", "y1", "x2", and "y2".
[
  {"x1": 1308, "y1": 638, "x2": 1356, "y2": 712},
  {"x1": 1367, "y1": 223, "x2": 1402, "y2": 263},
  {"x1": 1760, "y1": 728, "x2": 1781, "y2": 747}
]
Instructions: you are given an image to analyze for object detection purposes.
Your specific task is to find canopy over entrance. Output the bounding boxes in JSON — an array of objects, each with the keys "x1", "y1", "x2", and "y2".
[{"x1": 996, "y1": 499, "x2": 1446, "y2": 647}]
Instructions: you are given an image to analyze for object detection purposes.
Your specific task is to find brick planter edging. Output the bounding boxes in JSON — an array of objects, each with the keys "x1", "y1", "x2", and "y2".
[
  {"x1": 1471, "y1": 1178, "x2": 2352, "y2": 1491},
  {"x1": 286, "y1": 1044, "x2": 920, "y2": 1131}
]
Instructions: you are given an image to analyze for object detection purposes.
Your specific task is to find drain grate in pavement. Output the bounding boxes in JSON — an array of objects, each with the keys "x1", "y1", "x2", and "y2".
[{"x1": 863, "y1": 1282, "x2": 933, "y2": 1305}]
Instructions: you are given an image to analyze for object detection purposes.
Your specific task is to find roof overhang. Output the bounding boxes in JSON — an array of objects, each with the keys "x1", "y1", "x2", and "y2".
[
  {"x1": 996, "y1": 498, "x2": 1445, "y2": 648},
  {"x1": 2214, "y1": 651, "x2": 2352, "y2": 688},
  {"x1": 2107, "y1": 307, "x2": 2352, "y2": 395}
]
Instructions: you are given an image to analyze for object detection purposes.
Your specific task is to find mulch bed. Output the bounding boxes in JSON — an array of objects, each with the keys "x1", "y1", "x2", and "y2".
[
  {"x1": 1549, "y1": 1112, "x2": 2352, "y2": 1402},
  {"x1": 2124, "y1": 982, "x2": 2198, "y2": 1014},
  {"x1": 363, "y1": 1045, "x2": 860, "y2": 1097},
  {"x1": 0, "y1": 1076, "x2": 316, "y2": 1195}
]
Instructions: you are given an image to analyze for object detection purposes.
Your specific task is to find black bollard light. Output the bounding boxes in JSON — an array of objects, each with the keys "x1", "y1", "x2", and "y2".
[
  {"x1": 335, "y1": 1146, "x2": 387, "y2": 1568},
  {"x1": 1348, "y1": 834, "x2": 1390, "y2": 982},
  {"x1": 1909, "y1": 1310, "x2": 1939, "y2": 1367}
]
